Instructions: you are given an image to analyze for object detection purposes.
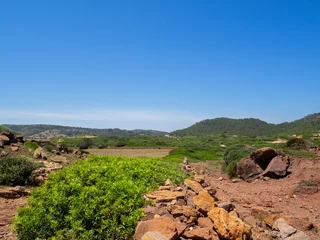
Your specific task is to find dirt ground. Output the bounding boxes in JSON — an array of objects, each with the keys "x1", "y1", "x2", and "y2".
[
  {"x1": 87, "y1": 148, "x2": 173, "y2": 158},
  {"x1": 192, "y1": 157, "x2": 320, "y2": 240}
]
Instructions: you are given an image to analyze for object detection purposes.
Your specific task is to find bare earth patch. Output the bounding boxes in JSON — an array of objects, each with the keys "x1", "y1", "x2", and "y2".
[
  {"x1": 87, "y1": 148, "x2": 173, "y2": 158},
  {"x1": 192, "y1": 157, "x2": 320, "y2": 240}
]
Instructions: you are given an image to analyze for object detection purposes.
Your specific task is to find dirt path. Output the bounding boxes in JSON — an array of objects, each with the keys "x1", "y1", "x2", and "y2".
[
  {"x1": 192, "y1": 157, "x2": 320, "y2": 239},
  {"x1": 0, "y1": 188, "x2": 27, "y2": 240}
]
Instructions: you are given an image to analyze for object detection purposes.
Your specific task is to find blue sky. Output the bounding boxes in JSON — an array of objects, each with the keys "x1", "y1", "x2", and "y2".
[{"x1": 1, "y1": 0, "x2": 319, "y2": 131}]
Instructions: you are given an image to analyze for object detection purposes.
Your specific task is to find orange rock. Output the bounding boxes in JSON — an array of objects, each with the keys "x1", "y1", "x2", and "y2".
[
  {"x1": 198, "y1": 217, "x2": 214, "y2": 229},
  {"x1": 182, "y1": 227, "x2": 219, "y2": 240},
  {"x1": 142, "y1": 231, "x2": 169, "y2": 240},
  {"x1": 146, "y1": 190, "x2": 184, "y2": 202},
  {"x1": 135, "y1": 216, "x2": 178, "y2": 240},
  {"x1": 184, "y1": 179, "x2": 203, "y2": 193},
  {"x1": 208, "y1": 207, "x2": 252, "y2": 240},
  {"x1": 193, "y1": 190, "x2": 216, "y2": 214}
]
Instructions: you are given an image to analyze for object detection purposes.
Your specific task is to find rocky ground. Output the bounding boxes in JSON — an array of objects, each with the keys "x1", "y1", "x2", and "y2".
[{"x1": 0, "y1": 141, "x2": 319, "y2": 239}]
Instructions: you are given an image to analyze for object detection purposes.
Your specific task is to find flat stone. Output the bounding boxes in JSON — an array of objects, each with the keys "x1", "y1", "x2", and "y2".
[
  {"x1": 146, "y1": 190, "x2": 184, "y2": 202},
  {"x1": 184, "y1": 179, "x2": 203, "y2": 193},
  {"x1": 142, "y1": 231, "x2": 169, "y2": 240}
]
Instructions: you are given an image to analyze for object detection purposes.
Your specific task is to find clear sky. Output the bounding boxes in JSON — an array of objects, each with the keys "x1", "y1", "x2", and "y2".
[{"x1": 1, "y1": 0, "x2": 319, "y2": 131}]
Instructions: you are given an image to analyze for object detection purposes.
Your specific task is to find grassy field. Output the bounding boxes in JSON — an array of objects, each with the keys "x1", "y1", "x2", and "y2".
[{"x1": 87, "y1": 148, "x2": 174, "y2": 158}]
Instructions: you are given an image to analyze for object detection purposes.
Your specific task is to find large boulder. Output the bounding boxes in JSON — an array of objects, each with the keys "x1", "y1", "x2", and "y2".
[
  {"x1": 262, "y1": 155, "x2": 290, "y2": 178},
  {"x1": 208, "y1": 207, "x2": 252, "y2": 240},
  {"x1": 237, "y1": 158, "x2": 263, "y2": 181},
  {"x1": 272, "y1": 218, "x2": 310, "y2": 240},
  {"x1": 134, "y1": 216, "x2": 178, "y2": 240},
  {"x1": 250, "y1": 147, "x2": 277, "y2": 169}
]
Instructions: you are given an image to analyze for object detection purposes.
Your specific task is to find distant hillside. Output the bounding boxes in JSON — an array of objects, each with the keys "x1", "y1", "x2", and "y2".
[
  {"x1": 3, "y1": 124, "x2": 168, "y2": 139},
  {"x1": 172, "y1": 113, "x2": 320, "y2": 137}
]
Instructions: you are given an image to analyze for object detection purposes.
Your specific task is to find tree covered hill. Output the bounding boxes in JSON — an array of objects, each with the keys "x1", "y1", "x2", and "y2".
[
  {"x1": 172, "y1": 113, "x2": 320, "y2": 136},
  {"x1": 3, "y1": 124, "x2": 168, "y2": 139}
]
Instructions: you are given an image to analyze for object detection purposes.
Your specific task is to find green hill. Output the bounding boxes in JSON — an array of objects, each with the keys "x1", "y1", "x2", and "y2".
[
  {"x1": 172, "y1": 113, "x2": 320, "y2": 137},
  {"x1": 3, "y1": 124, "x2": 168, "y2": 139}
]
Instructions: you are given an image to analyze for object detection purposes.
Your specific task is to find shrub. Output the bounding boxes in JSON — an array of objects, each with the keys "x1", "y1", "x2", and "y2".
[
  {"x1": 223, "y1": 145, "x2": 252, "y2": 178},
  {"x1": 286, "y1": 138, "x2": 310, "y2": 150},
  {"x1": 14, "y1": 156, "x2": 187, "y2": 240},
  {"x1": 43, "y1": 144, "x2": 56, "y2": 152},
  {"x1": 0, "y1": 157, "x2": 40, "y2": 186},
  {"x1": 24, "y1": 141, "x2": 39, "y2": 151},
  {"x1": 223, "y1": 144, "x2": 251, "y2": 166},
  {"x1": 78, "y1": 138, "x2": 93, "y2": 149}
]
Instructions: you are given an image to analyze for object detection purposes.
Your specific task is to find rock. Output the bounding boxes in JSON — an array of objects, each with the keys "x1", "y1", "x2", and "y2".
[
  {"x1": 34, "y1": 175, "x2": 45, "y2": 185},
  {"x1": 244, "y1": 216, "x2": 257, "y2": 227},
  {"x1": 171, "y1": 205, "x2": 197, "y2": 218},
  {"x1": 184, "y1": 179, "x2": 203, "y2": 193},
  {"x1": 15, "y1": 134, "x2": 24, "y2": 143},
  {"x1": 203, "y1": 186, "x2": 217, "y2": 197},
  {"x1": 197, "y1": 217, "x2": 214, "y2": 229},
  {"x1": 194, "y1": 175, "x2": 205, "y2": 184},
  {"x1": 218, "y1": 177, "x2": 224, "y2": 181},
  {"x1": 264, "y1": 214, "x2": 290, "y2": 228},
  {"x1": 218, "y1": 202, "x2": 235, "y2": 212},
  {"x1": 237, "y1": 158, "x2": 263, "y2": 181},
  {"x1": 193, "y1": 191, "x2": 216, "y2": 215},
  {"x1": 261, "y1": 155, "x2": 290, "y2": 178},
  {"x1": 186, "y1": 190, "x2": 197, "y2": 206},
  {"x1": 232, "y1": 179, "x2": 242, "y2": 183},
  {"x1": 58, "y1": 145, "x2": 69, "y2": 153},
  {"x1": 285, "y1": 231, "x2": 310, "y2": 240},
  {"x1": 0, "y1": 150, "x2": 8, "y2": 157},
  {"x1": 250, "y1": 147, "x2": 277, "y2": 169},
  {"x1": 143, "y1": 206, "x2": 160, "y2": 220},
  {"x1": 0, "y1": 131, "x2": 16, "y2": 143},
  {"x1": 165, "y1": 179, "x2": 173, "y2": 186},
  {"x1": 142, "y1": 231, "x2": 169, "y2": 240},
  {"x1": 72, "y1": 149, "x2": 79, "y2": 154},
  {"x1": 34, "y1": 147, "x2": 47, "y2": 160},
  {"x1": 208, "y1": 207, "x2": 252, "y2": 240},
  {"x1": 263, "y1": 177, "x2": 271, "y2": 181},
  {"x1": 159, "y1": 186, "x2": 173, "y2": 191},
  {"x1": 183, "y1": 157, "x2": 188, "y2": 165},
  {"x1": 272, "y1": 218, "x2": 297, "y2": 239},
  {"x1": 182, "y1": 227, "x2": 219, "y2": 240},
  {"x1": 0, "y1": 135, "x2": 10, "y2": 145},
  {"x1": 174, "y1": 220, "x2": 187, "y2": 236},
  {"x1": 10, "y1": 145, "x2": 19, "y2": 151},
  {"x1": 146, "y1": 190, "x2": 184, "y2": 202},
  {"x1": 134, "y1": 216, "x2": 178, "y2": 240}
]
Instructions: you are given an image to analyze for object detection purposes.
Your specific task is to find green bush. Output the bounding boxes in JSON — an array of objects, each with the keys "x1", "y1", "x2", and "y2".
[
  {"x1": 24, "y1": 141, "x2": 39, "y2": 151},
  {"x1": 78, "y1": 138, "x2": 93, "y2": 149},
  {"x1": 223, "y1": 145, "x2": 252, "y2": 178},
  {"x1": 0, "y1": 157, "x2": 40, "y2": 186},
  {"x1": 223, "y1": 144, "x2": 251, "y2": 166},
  {"x1": 286, "y1": 138, "x2": 309, "y2": 150},
  {"x1": 164, "y1": 147, "x2": 221, "y2": 162},
  {"x1": 44, "y1": 144, "x2": 56, "y2": 152},
  {"x1": 314, "y1": 139, "x2": 320, "y2": 147},
  {"x1": 14, "y1": 156, "x2": 187, "y2": 240}
]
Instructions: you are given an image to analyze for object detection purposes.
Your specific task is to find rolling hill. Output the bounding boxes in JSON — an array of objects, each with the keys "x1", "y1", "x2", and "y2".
[
  {"x1": 171, "y1": 113, "x2": 320, "y2": 136},
  {"x1": 2, "y1": 124, "x2": 168, "y2": 139}
]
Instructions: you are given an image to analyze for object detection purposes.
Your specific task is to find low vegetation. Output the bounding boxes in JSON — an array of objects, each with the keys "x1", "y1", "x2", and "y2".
[
  {"x1": 0, "y1": 157, "x2": 42, "y2": 186},
  {"x1": 223, "y1": 145, "x2": 252, "y2": 178},
  {"x1": 24, "y1": 141, "x2": 39, "y2": 151},
  {"x1": 13, "y1": 156, "x2": 187, "y2": 240}
]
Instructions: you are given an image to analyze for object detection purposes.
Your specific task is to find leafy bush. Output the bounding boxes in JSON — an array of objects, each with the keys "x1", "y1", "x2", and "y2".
[
  {"x1": 78, "y1": 138, "x2": 93, "y2": 149},
  {"x1": 0, "y1": 157, "x2": 40, "y2": 186},
  {"x1": 14, "y1": 156, "x2": 187, "y2": 240},
  {"x1": 44, "y1": 144, "x2": 56, "y2": 152},
  {"x1": 223, "y1": 144, "x2": 251, "y2": 166},
  {"x1": 24, "y1": 141, "x2": 39, "y2": 151},
  {"x1": 314, "y1": 139, "x2": 320, "y2": 147},
  {"x1": 286, "y1": 138, "x2": 309, "y2": 150},
  {"x1": 223, "y1": 145, "x2": 252, "y2": 178}
]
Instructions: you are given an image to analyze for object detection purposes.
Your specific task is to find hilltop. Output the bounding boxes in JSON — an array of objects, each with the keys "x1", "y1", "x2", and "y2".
[
  {"x1": 2, "y1": 124, "x2": 168, "y2": 140},
  {"x1": 172, "y1": 113, "x2": 320, "y2": 136}
]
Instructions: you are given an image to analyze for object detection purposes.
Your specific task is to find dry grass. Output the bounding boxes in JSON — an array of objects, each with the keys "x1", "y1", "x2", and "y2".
[{"x1": 87, "y1": 148, "x2": 173, "y2": 158}]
